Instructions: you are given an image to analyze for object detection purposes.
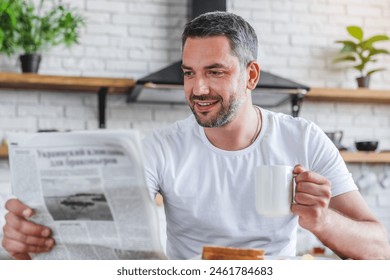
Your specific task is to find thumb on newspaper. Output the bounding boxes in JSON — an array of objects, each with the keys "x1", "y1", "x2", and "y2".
[{"x1": 5, "y1": 198, "x2": 35, "y2": 218}]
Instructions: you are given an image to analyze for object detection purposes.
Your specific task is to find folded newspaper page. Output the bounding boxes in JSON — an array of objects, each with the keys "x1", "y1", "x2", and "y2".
[{"x1": 8, "y1": 130, "x2": 166, "y2": 260}]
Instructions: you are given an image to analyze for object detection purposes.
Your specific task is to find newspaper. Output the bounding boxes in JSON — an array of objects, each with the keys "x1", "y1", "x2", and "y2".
[{"x1": 7, "y1": 130, "x2": 166, "y2": 260}]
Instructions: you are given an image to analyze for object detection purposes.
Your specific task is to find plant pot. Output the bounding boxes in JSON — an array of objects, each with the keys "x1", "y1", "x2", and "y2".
[
  {"x1": 19, "y1": 54, "x2": 42, "y2": 73},
  {"x1": 356, "y1": 76, "x2": 370, "y2": 88}
]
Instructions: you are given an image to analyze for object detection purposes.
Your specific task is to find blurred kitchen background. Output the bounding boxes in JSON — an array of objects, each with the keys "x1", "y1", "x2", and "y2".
[{"x1": 1, "y1": 0, "x2": 390, "y2": 258}]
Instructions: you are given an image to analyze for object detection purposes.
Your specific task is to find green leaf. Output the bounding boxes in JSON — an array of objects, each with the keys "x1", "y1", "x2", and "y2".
[
  {"x1": 347, "y1": 26, "x2": 363, "y2": 41},
  {"x1": 335, "y1": 40, "x2": 358, "y2": 55},
  {"x1": 366, "y1": 34, "x2": 390, "y2": 44},
  {"x1": 353, "y1": 64, "x2": 365, "y2": 72},
  {"x1": 367, "y1": 68, "x2": 386, "y2": 76},
  {"x1": 340, "y1": 45, "x2": 354, "y2": 53},
  {"x1": 333, "y1": 55, "x2": 356, "y2": 63},
  {"x1": 362, "y1": 35, "x2": 390, "y2": 49},
  {"x1": 0, "y1": 30, "x2": 4, "y2": 46},
  {"x1": 370, "y1": 49, "x2": 390, "y2": 56},
  {"x1": 335, "y1": 40, "x2": 357, "y2": 45}
]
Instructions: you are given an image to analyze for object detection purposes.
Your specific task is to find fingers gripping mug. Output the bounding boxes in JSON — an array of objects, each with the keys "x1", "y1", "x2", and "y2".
[{"x1": 255, "y1": 165, "x2": 296, "y2": 216}]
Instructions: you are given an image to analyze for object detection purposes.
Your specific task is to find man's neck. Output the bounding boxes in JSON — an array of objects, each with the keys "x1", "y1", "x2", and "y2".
[{"x1": 203, "y1": 103, "x2": 262, "y2": 151}]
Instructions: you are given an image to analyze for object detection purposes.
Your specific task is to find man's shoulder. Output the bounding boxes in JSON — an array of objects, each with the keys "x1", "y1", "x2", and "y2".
[
  {"x1": 144, "y1": 115, "x2": 197, "y2": 144},
  {"x1": 156, "y1": 114, "x2": 196, "y2": 136},
  {"x1": 262, "y1": 108, "x2": 315, "y2": 129}
]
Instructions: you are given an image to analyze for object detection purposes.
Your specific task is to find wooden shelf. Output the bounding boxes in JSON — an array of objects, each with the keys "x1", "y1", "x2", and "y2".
[
  {"x1": 307, "y1": 87, "x2": 390, "y2": 103},
  {"x1": 0, "y1": 72, "x2": 136, "y2": 128},
  {"x1": 340, "y1": 151, "x2": 390, "y2": 163},
  {"x1": 0, "y1": 72, "x2": 135, "y2": 93},
  {"x1": 0, "y1": 144, "x2": 8, "y2": 159}
]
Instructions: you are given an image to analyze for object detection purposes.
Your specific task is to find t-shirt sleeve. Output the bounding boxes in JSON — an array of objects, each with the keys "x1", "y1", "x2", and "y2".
[
  {"x1": 306, "y1": 123, "x2": 358, "y2": 197},
  {"x1": 142, "y1": 131, "x2": 164, "y2": 199}
]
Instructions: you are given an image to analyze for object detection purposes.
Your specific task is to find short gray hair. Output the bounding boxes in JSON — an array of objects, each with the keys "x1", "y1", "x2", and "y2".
[{"x1": 182, "y1": 11, "x2": 258, "y2": 68}]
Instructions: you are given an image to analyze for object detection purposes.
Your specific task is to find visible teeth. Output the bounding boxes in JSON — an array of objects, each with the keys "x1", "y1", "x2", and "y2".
[{"x1": 199, "y1": 102, "x2": 212, "y2": 106}]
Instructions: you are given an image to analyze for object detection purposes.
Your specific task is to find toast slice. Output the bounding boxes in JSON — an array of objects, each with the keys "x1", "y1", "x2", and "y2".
[{"x1": 202, "y1": 246, "x2": 265, "y2": 260}]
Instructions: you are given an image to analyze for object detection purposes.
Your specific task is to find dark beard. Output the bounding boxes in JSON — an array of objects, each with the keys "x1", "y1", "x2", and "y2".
[{"x1": 189, "y1": 94, "x2": 244, "y2": 128}]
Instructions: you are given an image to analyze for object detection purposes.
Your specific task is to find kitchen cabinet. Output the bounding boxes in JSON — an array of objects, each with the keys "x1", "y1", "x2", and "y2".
[{"x1": 0, "y1": 72, "x2": 136, "y2": 128}]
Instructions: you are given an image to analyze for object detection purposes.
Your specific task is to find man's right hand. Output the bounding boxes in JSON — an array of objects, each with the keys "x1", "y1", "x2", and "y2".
[{"x1": 2, "y1": 198, "x2": 55, "y2": 260}]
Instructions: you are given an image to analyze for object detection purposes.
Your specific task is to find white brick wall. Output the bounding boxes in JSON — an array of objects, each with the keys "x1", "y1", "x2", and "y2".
[{"x1": 1, "y1": 0, "x2": 390, "y2": 255}]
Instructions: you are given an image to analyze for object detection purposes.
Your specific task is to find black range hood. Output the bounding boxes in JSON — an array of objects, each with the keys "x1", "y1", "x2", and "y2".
[{"x1": 127, "y1": 0, "x2": 310, "y2": 117}]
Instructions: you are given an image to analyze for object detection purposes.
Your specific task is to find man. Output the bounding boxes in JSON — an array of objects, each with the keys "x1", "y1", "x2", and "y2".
[{"x1": 2, "y1": 12, "x2": 390, "y2": 260}]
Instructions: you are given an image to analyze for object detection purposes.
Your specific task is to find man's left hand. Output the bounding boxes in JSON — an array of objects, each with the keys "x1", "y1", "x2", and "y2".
[{"x1": 291, "y1": 164, "x2": 332, "y2": 233}]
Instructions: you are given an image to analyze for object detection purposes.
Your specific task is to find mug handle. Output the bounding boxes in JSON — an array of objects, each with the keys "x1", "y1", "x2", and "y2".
[{"x1": 291, "y1": 174, "x2": 297, "y2": 205}]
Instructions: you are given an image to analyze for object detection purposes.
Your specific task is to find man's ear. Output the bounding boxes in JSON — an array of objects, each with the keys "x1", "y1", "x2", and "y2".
[{"x1": 246, "y1": 61, "x2": 260, "y2": 90}]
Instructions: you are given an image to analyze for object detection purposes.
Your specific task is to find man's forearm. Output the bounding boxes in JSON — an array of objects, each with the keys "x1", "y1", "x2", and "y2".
[{"x1": 312, "y1": 209, "x2": 390, "y2": 260}]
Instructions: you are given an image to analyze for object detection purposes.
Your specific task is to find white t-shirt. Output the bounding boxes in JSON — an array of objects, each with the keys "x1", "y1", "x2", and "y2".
[{"x1": 142, "y1": 108, "x2": 357, "y2": 260}]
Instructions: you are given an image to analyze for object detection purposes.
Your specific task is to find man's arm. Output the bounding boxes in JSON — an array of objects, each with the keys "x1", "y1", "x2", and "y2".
[
  {"x1": 292, "y1": 165, "x2": 390, "y2": 260},
  {"x1": 322, "y1": 191, "x2": 389, "y2": 259},
  {"x1": 2, "y1": 199, "x2": 55, "y2": 260}
]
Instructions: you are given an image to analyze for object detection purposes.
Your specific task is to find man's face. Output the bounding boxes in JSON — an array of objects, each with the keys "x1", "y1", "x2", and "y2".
[{"x1": 182, "y1": 36, "x2": 248, "y2": 127}]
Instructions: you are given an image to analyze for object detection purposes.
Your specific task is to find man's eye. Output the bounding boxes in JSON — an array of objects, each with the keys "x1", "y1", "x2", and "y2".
[
  {"x1": 183, "y1": 71, "x2": 194, "y2": 77},
  {"x1": 209, "y1": 71, "x2": 224, "y2": 77}
]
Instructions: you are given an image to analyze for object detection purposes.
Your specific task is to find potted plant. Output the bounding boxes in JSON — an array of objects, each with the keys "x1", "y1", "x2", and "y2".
[
  {"x1": 0, "y1": 0, "x2": 85, "y2": 73},
  {"x1": 334, "y1": 26, "x2": 390, "y2": 88}
]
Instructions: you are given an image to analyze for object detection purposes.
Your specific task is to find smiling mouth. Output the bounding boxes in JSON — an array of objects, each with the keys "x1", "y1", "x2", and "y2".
[
  {"x1": 193, "y1": 100, "x2": 219, "y2": 112},
  {"x1": 197, "y1": 101, "x2": 218, "y2": 106}
]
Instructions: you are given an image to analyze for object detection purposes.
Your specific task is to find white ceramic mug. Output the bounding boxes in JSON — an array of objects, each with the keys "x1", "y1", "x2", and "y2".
[{"x1": 255, "y1": 165, "x2": 295, "y2": 216}]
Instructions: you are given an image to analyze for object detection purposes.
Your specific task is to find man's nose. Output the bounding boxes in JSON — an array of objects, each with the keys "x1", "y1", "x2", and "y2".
[{"x1": 193, "y1": 76, "x2": 210, "y2": 96}]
